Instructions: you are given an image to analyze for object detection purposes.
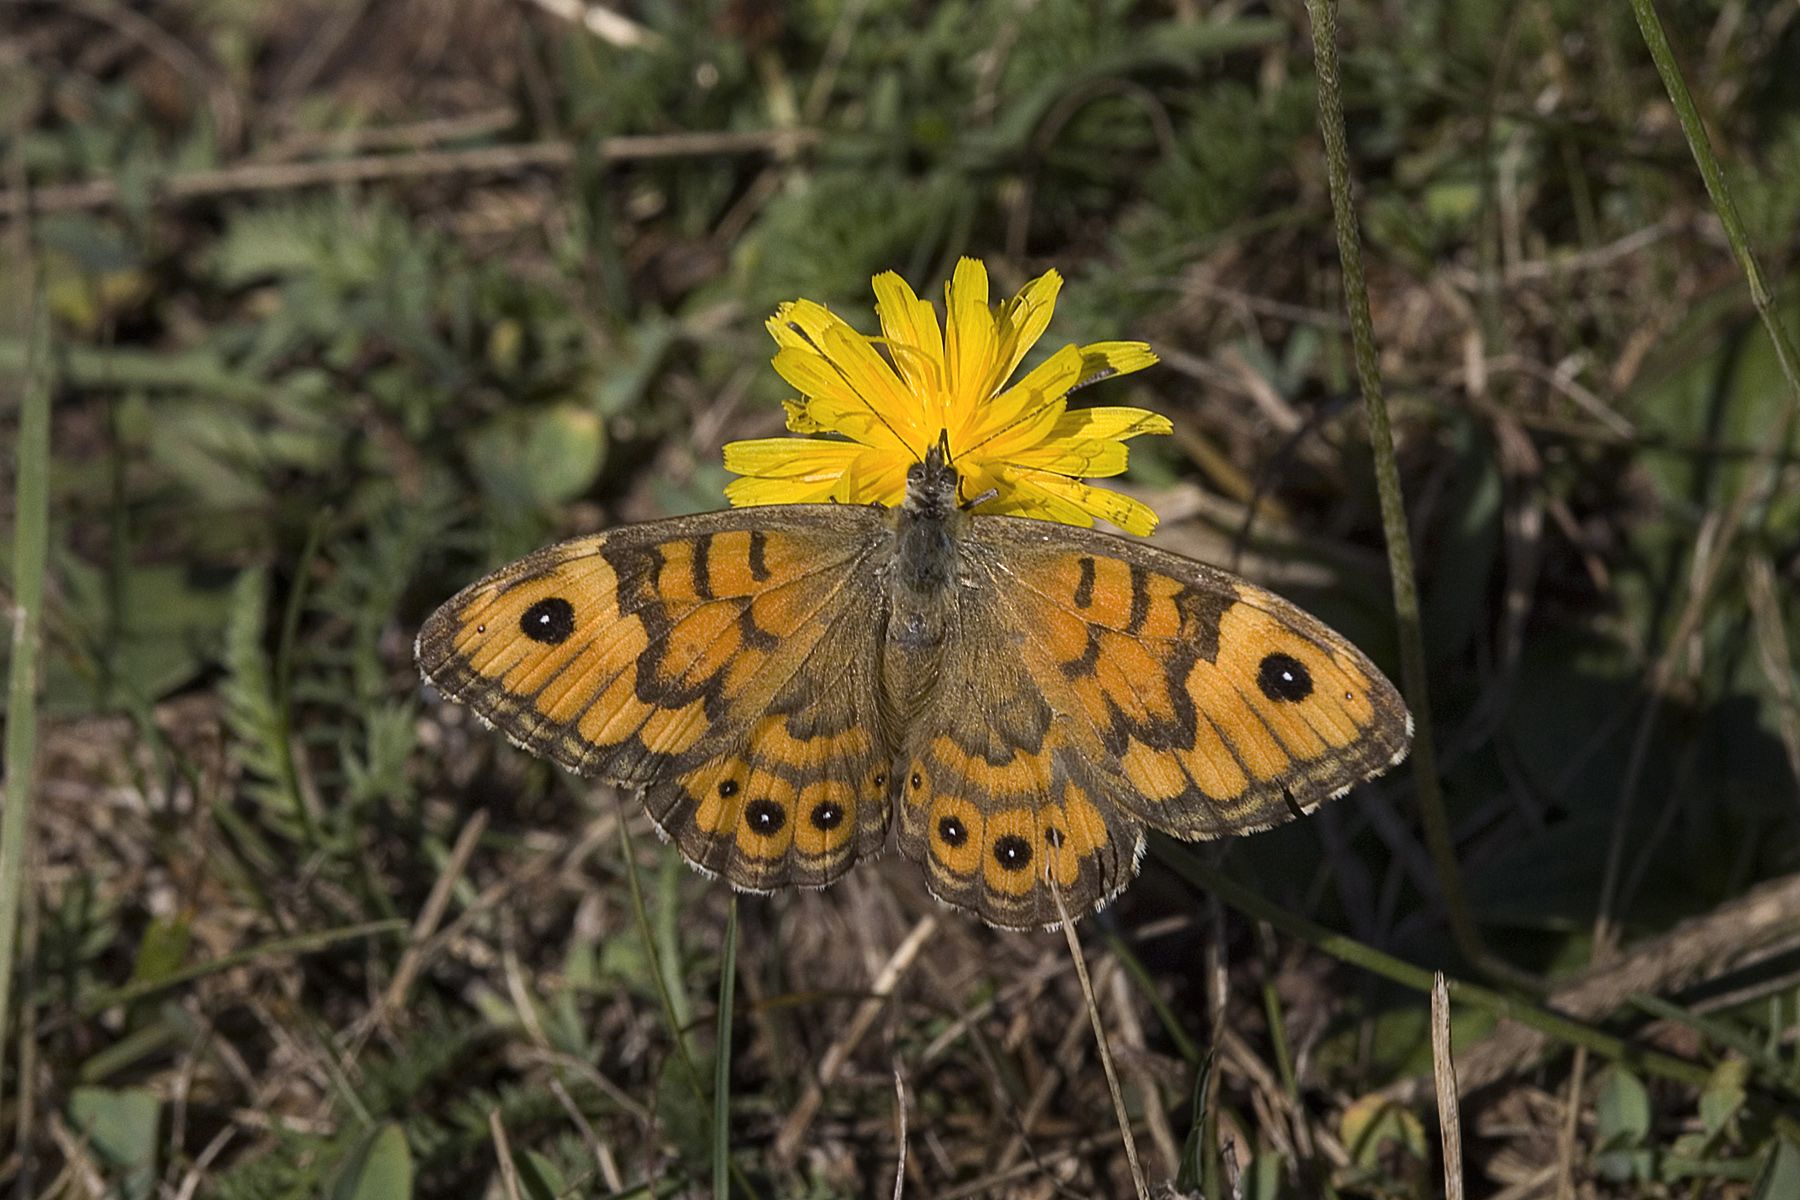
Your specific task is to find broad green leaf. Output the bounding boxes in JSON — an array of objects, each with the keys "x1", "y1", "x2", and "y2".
[
  {"x1": 465, "y1": 402, "x2": 607, "y2": 511},
  {"x1": 1595, "y1": 1066, "x2": 1651, "y2": 1150},
  {"x1": 68, "y1": 1087, "x2": 159, "y2": 1200},
  {"x1": 1700, "y1": 1057, "x2": 1750, "y2": 1138},
  {"x1": 330, "y1": 1122, "x2": 413, "y2": 1200},
  {"x1": 1752, "y1": 1137, "x2": 1800, "y2": 1200}
]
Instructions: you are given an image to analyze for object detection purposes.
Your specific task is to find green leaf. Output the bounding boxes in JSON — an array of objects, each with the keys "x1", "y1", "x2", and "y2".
[
  {"x1": 1595, "y1": 1066, "x2": 1652, "y2": 1150},
  {"x1": 330, "y1": 1122, "x2": 413, "y2": 1200},
  {"x1": 1753, "y1": 1138, "x2": 1800, "y2": 1200},
  {"x1": 68, "y1": 1086, "x2": 160, "y2": 1200},
  {"x1": 516, "y1": 1149, "x2": 569, "y2": 1200},
  {"x1": 128, "y1": 914, "x2": 191, "y2": 984},
  {"x1": 465, "y1": 402, "x2": 607, "y2": 511},
  {"x1": 1700, "y1": 1057, "x2": 1750, "y2": 1138}
]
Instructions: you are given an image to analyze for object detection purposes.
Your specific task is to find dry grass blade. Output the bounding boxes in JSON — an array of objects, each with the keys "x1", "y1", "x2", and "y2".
[
  {"x1": 891, "y1": 1056, "x2": 909, "y2": 1200},
  {"x1": 358, "y1": 808, "x2": 490, "y2": 1044},
  {"x1": 1051, "y1": 880, "x2": 1148, "y2": 1200},
  {"x1": 773, "y1": 913, "x2": 937, "y2": 1163},
  {"x1": 0, "y1": 130, "x2": 821, "y2": 215},
  {"x1": 1432, "y1": 973, "x2": 1465, "y2": 1200},
  {"x1": 490, "y1": 1110, "x2": 523, "y2": 1200}
]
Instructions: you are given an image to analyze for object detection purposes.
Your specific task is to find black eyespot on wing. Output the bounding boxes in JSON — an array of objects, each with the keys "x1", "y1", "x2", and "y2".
[
  {"x1": 1257, "y1": 652, "x2": 1313, "y2": 702},
  {"x1": 911, "y1": 772, "x2": 924, "y2": 790},
  {"x1": 520, "y1": 597, "x2": 575, "y2": 645},
  {"x1": 1044, "y1": 827, "x2": 1065, "y2": 849},
  {"x1": 745, "y1": 798, "x2": 786, "y2": 836},
  {"x1": 810, "y1": 800, "x2": 844, "y2": 831},
  {"x1": 718, "y1": 779, "x2": 739, "y2": 798},
  {"x1": 937, "y1": 815, "x2": 968, "y2": 847},
  {"x1": 993, "y1": 835, "x2": 1031, "y2": 872}
]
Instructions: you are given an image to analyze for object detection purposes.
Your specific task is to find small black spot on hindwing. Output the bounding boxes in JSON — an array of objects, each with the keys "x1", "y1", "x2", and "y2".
[
  {"x1": 718, "y1": 779, "x2": 739, "y2": 798},
  {"x1": 1044, "y1": 827, "x2": 1065, "y2": 848},
  {"x1": 810, "y1": 799, "x2": 844, "y2": 831},
  {"x1": 1258, "y1": 652, "x2": 1313, "y2": 702},
  {"x1": 745, "y1": 798, "x2": 786, "y2": 836},
  {"x1": 993, "y1": 835, "x2": 1032, "y2": 872},
  {"x1": 937, "y1": 815, "x2": 967, "y2": 846},
  {"x1": 520, "y1": 597, "x2": 575, "y2": 644}
]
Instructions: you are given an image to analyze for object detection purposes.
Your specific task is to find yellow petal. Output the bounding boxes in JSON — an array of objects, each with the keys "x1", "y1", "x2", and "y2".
[
  {"x1": 723, "y1": 436, "x2": 863, "y2": 479},
  {"x1": 970, "y1": 343, "x2": 1086, "y2": 445},
  {"x1": 1006, "y1": 437, "x2": 1130, "y2": 478},
  {"x1": 724, "y1": 474, "x2": 841, "y2": 506},
  {"x1": 995, "y1": 269, "x2": 1062, "y2": 383},
  {"x1": 1002, "y1": 467, "x2": 1161, "y2": 535},
  {"x1": 828, "y1": 447, "x2": 912, "y2": 507},
  {"x1": 1075, "y1": 341, "x2": 1159, "y2": 388},
  {"x1": 943, "y1": 258, "x2": 999, "y2": 406},
  {"x1": 783, "y1": 399, "x2": 823, "y2": 433},
  {"x1": 1050, "y1": 405, "x2": 1173, "y2": 442},
  {"x1": 873, "y1": 271, "x2": 945, "y2": 397},
  {"x1": 766, "y1": 299, "x2": 842, "y2": 351}
]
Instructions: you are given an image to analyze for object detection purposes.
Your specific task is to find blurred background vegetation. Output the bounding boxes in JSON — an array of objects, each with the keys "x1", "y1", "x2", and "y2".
[{"x1": 2, "y1": 0, "x2": 1799, "y2": 1195}]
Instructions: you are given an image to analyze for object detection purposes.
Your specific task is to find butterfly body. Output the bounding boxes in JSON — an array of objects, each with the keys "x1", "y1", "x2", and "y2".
[{"x1": 417, "y1": 446, "x2": 1411, "y2": 928}]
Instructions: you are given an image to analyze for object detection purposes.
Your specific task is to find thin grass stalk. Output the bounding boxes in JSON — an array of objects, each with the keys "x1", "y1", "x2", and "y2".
[
  {"x1": 274, "y1": 507, "x2": 332, "y2": 850},
  {"x1": 1302, "y1": 0, "x2": 1537, "y2": 993},
  {"x1": 1103, "y1": 928, "x2": 1200, "y2": 1065},
  {"x1": 0, "y1": 290, "x2": 51, "y2": 1102},
  {"x1": 713, "y1": 896, "x2": 738, "y2": 1200},
  {"x1": 614, "y1": 802, "x2": 706, "y2": 1103},
  {"x1": 1052, "y1": 882, "x2": 1148, "y2": 1200},
  {"x1": 1151, "y1": 836, "x2": 1712, "y2": 1088},
  {"x1": 1629, "y1": 0, "x2": 1800, "y2": 398},
  {"x1": 1627, "y1": 0, "x2": 1800, "y2": 690},
  {"x1": 1431, "y1": 974, "x2": 1465, "y2": 1200},
  {"x1": 72, "y1": 918, "x2": 405, "y2": 1018}
]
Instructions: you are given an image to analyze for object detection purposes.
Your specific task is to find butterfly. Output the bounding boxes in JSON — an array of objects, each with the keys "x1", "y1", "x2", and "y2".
[{"x1": 416, "y1": 442, "x2": 1412, "y2": 929}]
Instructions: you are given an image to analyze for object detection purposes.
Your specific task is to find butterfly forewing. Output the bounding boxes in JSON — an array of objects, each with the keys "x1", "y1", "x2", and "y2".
[{"x1": 416, "y1": 506, "x2": 899, "y2": 889}]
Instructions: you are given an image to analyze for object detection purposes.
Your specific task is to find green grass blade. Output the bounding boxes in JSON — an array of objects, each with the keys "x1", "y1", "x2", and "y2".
[
  {"x1": 713, "y1": 895, "x2": 738, "y2": 1200},
  {"x1": 1304, "y1": 0, "x2": 1537, "y2": 993},
  {"x1": 1151, "y1": 835, "x2": 1711, "y2": 1089},
  {"x1": 0, "y1": 289, "x2": 51, "y2": 1102}
]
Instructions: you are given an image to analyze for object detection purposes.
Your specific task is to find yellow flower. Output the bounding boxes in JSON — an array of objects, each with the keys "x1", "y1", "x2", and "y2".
[{"x1": 723, "y1": 258, "x2": 1169, "y2": 535}]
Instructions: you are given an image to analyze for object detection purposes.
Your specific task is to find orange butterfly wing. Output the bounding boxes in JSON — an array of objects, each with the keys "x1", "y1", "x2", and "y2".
[{"x1": 415, "y1": 507, "x2": 899, "y2": 891}]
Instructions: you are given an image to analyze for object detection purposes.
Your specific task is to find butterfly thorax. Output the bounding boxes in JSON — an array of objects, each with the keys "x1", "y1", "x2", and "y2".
[
  {"x1": 892, "y1": 444, "x2": 965, "y2": 599},
  {"x1": 883, "y1": 444, "x2": 969, "y2": 727}
]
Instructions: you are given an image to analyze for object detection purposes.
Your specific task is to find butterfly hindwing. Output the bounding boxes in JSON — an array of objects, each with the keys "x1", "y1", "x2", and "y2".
[
  {"x1": 891, "y1": 599, "x2": 1146, "y2": 929},
  {"x1": 416, "y1": 506, "x2": 897, "y2": 889}
]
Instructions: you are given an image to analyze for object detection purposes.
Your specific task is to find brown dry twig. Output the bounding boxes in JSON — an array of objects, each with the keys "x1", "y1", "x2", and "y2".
[
  {"x1": 1389, "y1": 870, "x2": 1800, "y2": 1100},
  {"x1": 0, "y1": 129, "x2": 820, "y2": 217}
]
